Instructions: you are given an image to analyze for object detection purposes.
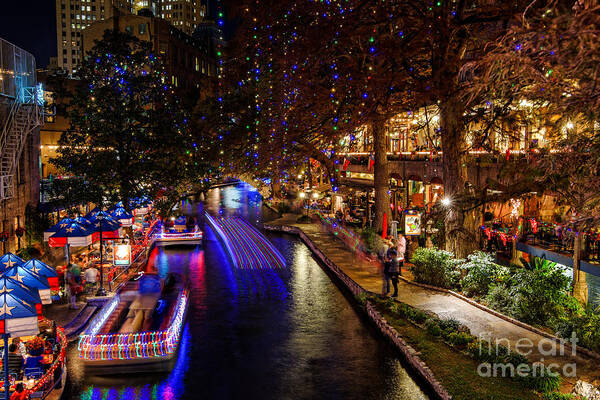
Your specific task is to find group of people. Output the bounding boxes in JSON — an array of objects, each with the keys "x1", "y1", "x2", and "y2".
[
  {"x1": 379, "y1": 234, "x2": 407, "y2": 298},
  {"x1": 0, "y1": 335, "x2": 55, "y2": 400}
]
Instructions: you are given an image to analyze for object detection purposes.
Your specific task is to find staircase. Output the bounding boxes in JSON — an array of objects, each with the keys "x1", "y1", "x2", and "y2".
[{"x1": 0, "y1": 86, "x2": 44, "y2": 199}]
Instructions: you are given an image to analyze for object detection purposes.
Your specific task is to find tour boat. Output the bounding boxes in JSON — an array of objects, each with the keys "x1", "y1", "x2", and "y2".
[
  {"x1": 152, "y1": 229, "x2": 203, "y2": 247},
  {"x1": 78, "y1": 273, "x2": 188, "y2": 374},
  {"x1": 151, "y1": 217, "x2": 203, "y2": 247}
]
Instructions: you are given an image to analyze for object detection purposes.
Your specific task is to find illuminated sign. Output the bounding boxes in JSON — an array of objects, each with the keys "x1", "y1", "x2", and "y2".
[
  {"x1": 404, "y1": 212, "x2": 422, "y2": 236},
  {"x1": 113, "y1": 244, "x2": 131, "y2": 266}
]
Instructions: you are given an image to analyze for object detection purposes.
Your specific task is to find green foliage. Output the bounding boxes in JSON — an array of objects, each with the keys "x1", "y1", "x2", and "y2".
[
  {"x1": 510, "y1": 266, "x2": 572, "y2": 326},
  {"x1": 520, "y1": 256, "x2": 556, "y2": 271},
  {"x1": 15, "y1": 246, "x2": 41, "y2": 261},
  {"x1": 542, "y1": 393, "x2": 587, "y2": 400},
  {"x1": 409, "y1": 247, "x2": 461, "y2": 289},
  {"x1": 485, "y1": 284, "x2": 515, "y2": 315},
  {"x1": 355, "y1": 292, "x2": 367, "y2": 306},
  {"x1": 408, "y1": 308, "x2": 428, "y2": 324},
  {"x1": 555, "y1": 310, "x2": 600, "y2": 353},
  {"x1": 359, "y1": 227, "x2": 384, "y2": 254},
  {"x1": 446, "y1": 331, "x2": 476, "y2": 347},
  {"x1": 438, "y1": 318, "x2": 461, "y2": 333},
  {"x1": 24, "y1": 204, "x2": 50, "y2": 246},
  {"x1": 518, "y1": 366, "x2": 561, "y2": 393},
  {"x1": 424, "y1": 318, "x2": 442, "y2": 336},
  {"x1": 459, "y1": 251, "x2": 508, "y2": 297}
]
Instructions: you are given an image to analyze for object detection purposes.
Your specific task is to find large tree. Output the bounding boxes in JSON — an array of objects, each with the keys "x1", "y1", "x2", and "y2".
[
  {"x1": 53, "y1": 30, "x2": 199, "y2": 209},
  {"x1": 225, "y1": 0, "x2": 541, "y2": 256},
  {"x1": 472, "y1": 0, "x2": 600, "y2": 301}
]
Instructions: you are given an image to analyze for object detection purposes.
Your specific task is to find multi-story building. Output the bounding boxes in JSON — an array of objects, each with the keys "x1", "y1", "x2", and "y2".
[
  {"x1": 82, "y1": 13, "x2": 217, "y2": 94},
  {"x1": 157, "y1": 0, "x2": 206, "y2": 35},
  {"x1": 0, "y1": 38, "x2": 44, "y2": 253},
  {"x1": 56, "y1": 0, "x2": 206, "y2": 75},
  {"x1": 55, "y1": 0, "x2": 138, "y2": 75}
]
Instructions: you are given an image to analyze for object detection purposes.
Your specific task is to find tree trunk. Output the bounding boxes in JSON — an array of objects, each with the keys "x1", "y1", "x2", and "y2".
[
  {"x1": 440, "y1": 98, "x2": 478, "y2": 258},
  {"x1": 572, "y1": 232, "x2": 588, "y2": 305},
  {"x1": 372, "y1": 119, "x2": 389, "y2": 233}
]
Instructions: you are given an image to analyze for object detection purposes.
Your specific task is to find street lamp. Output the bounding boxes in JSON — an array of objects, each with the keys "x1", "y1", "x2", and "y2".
[
  {"x1": 441, "y1": 197, "x2": 452, "y2": 207},
  {"x1": 96, "y1": 213, "x2": 107, "y2": 296}
]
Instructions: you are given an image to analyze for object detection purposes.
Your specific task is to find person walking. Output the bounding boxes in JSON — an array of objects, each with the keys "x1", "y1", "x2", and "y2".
[
  {"x1": 388, "y1": 249, "x2": 400, "y2": 298},
  {"x1": 382, "y1": 253, "x2": 392, "y2": 296},
  {"x1": 84, "y1": 265, "x2": 100, "y2": 293},
  {"x1": 66, "y1": 263, "x2": 82, "y2": 309}
]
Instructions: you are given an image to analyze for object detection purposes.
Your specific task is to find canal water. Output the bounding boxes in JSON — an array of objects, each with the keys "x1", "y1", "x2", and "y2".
[{"x1": 63, "y1": 183, "x2": 428, "y2": 400}]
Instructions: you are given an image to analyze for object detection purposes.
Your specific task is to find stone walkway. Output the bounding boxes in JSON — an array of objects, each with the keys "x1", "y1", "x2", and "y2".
[{"x1": 267, "y1": 215, "x2": 600, "y2": 390}]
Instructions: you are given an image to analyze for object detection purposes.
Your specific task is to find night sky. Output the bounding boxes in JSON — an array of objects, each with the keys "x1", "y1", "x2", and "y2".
[{"x1": 0, "y1": 1, "x2": 57, "y2": 68}]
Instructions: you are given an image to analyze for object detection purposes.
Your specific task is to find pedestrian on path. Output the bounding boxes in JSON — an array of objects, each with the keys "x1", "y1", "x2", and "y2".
[
  {"x1": 396, "y1": 233, "x2": 406, "y2": 261},
  {"x1": 66, "y1": 263, "x2": 82, "y2": 309},
  {"x1": 382, "y1": 253, "x2": 392, "y2": 296},
  {"x1": 84, "y1": 265, "x2": 99, "y2": 293},
  {"x1": 387, "y1": 249, "x2": 400, "y2": 297}
]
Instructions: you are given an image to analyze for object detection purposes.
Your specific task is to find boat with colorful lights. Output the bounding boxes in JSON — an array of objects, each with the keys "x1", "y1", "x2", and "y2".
[
  {"x1": 151, "y1": 217, "x2": 203, "y2": 247},
  {"x1": 78, "y1": 272, "x2": 188, "y2": 374}
]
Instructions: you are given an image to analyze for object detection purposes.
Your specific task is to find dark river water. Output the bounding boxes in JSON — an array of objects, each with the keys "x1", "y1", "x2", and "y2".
[{"x1": 63, "y1": 183, "x2": 428, "y2": 400}]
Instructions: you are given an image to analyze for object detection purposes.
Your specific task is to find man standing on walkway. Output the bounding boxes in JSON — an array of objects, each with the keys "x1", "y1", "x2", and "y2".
[
  {"x1": 387, "y1": 249, "x2": 400, "y2": 298},
  {"x1": 382, "y1": 253, "x2": 392, "y2": 296}
]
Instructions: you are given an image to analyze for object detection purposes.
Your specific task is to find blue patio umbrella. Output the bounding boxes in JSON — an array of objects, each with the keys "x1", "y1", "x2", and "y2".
[
  {"x1": 84, "y1": 207, "x2": 102, "y2": 220},
  {"x1": 88, "y1": 210, "x2": 119, "y2": 224},
  {"x1": 0, "y1": 287, "x2": 39, "y2": 396},
  {"x1": 43, "y1": 218, "x2": 74, "y2": 242},
  {"x1": 21, "y1": 259, "x2": 58, "y2": 279},
  {"x1": 22, "y1": 259, "x2": 59, "y2": 296},
  {"x1": 90, "y1": 217, "x2": 121, "y2": 232},
  {"x1": 48, "y1": 222, "x2": 95, "y2": 247},
  {"x1": 0, "y1": 253, "x2": 24, "y2": 274},
  {"x1": 110, "y1": 206, "x2": 134, "y2": 220},
  {"x1": 0, "y1": 276, "x2": 42, "y2": 305},
  {"x1": 73, "y1": 215, "x2": 94, "y2": 230},
  {"x1": 2, "y1": 266, "x2": 50, "y2": 290}
]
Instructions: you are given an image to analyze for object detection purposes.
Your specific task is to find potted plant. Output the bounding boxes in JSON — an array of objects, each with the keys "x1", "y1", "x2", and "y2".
[{"x1": 26, "y1": 337, "x2": 44, "y2": 357}]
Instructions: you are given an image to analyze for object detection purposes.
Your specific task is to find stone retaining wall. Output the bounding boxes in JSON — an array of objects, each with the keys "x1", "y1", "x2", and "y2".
[{"x1": 265, "y1": 224, "x2": 452, "y2": 400}]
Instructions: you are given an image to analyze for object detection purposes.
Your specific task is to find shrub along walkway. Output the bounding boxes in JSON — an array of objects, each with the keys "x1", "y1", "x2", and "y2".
[{"x1": 267, "y1": 215, "x2": 600, "y2": 391}]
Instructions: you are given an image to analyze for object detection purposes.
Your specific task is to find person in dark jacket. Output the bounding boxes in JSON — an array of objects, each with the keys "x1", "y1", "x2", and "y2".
[{"x1": 387, "y1": 249, "x2": 400, "y2": 297}]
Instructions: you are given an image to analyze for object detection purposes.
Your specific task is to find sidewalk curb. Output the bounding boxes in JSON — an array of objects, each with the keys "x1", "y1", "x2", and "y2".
[
  {"x1": 398, "y1": 276, "x2": 600, "y2": 361},
  {"x1": 265, "y1": 224, "x2": 452, "y2": 400}
]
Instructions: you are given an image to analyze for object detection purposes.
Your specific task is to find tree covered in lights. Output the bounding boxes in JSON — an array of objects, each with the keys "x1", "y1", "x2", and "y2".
[
  {"x1": 53, "y1": 30, "x2": 206, "y2": 209},
  {"x1": 227, "y1": 0, "x2": 555, "y2": 256}
]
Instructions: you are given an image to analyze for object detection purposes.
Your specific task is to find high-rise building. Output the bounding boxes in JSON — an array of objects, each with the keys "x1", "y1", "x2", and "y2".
[
  {"x1": 157, "y1": 0, "x2": 206, "y2": 35},
  {"x1": 55, "y1": 0, "x2": 137, "y2": 75},
  {"x1": 56, "y1": 0, "x2": 206, "y2": 75}
]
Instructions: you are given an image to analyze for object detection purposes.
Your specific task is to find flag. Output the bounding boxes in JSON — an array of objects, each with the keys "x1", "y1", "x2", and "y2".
[
  {"x1": 342, "y1": 158, "x2": 351, "y2": 171},
  {"x1": 368, "y1": 154, "x2": 375, "y2": 171}
]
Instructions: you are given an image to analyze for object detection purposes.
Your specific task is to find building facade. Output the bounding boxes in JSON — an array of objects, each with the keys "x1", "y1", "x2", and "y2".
[
  {"x1": 0, "y1": 38, "x2": 43, "y2": 253},
  {"x1": 82, "y1": 13, "x2": 217, "y2": 94},
  {"x1": 55, "y1": 0, "x2": 207, "y2": 75},
  {"x1": 55, "y1": 0, "x2": 138, "y2": 75},
  {"x1": 157, "y1": 0, "x2": 206, "y2": 35}
]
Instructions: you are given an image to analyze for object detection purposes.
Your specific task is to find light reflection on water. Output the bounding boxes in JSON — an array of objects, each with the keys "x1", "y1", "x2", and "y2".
[{"x1": 64, "y1": 183, "x2": 428, "y2": 400}]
